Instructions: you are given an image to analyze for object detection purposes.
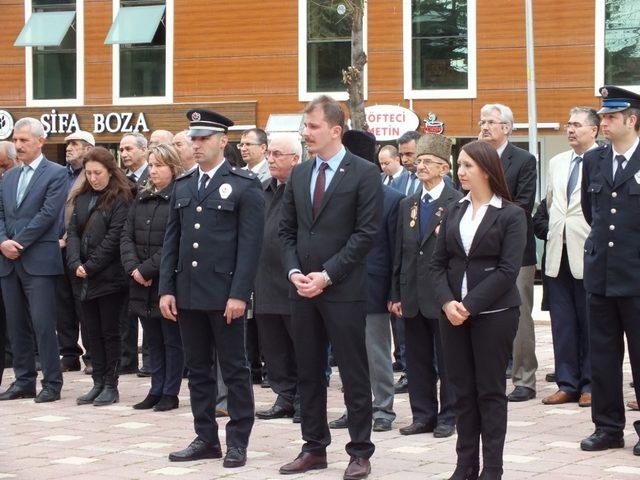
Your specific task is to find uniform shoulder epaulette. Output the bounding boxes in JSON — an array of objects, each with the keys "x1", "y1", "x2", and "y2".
[
  {"x1": 229, "y1": 166, "x2": 256, "y2": 180},
  {"x1": 176, "y1": 169, "x2": 197, "y2": 181}
]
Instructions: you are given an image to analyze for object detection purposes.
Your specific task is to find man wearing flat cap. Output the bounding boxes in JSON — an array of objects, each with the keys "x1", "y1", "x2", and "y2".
[
  {"x1": 159, "y1": 109, "x2": 265, "y2": 468},
  {"x1": 390, "y1": 133, "x2": 461, "y2": 438},
  {"x1": 580, "y1": 86, "x2": 640, "y2": 455}
]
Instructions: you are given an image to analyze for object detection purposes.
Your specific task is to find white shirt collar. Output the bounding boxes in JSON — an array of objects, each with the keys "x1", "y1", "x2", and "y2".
[
  {"x1": 459, "y1": 192, "x2": 503, "y2": 209},
  {"x1": 248, "y1": 158, "x2": 267, "y2": 173},
  {"x1": 390, "y1": 167, "x2": 404, "y2": 180},
  {"x1": 199, "y1": 159, "x2": 226, "y2": 180},
  {"x1": 128, "y1": 162, "x2": 148, "y2": 180},
  {"x1": 421, "y1": 180, "x2": 445, "y2": 201},
  {"x1": 496, "y1": 141, "x2": 509, "y2": 158},
  {"x1": 613, "y1": 136, "x2": 640, "y2": 161},
  {"x1": 572, "y1": 143, "x2": 598, "y2": 160},
  {"x1": 22, "y1": 153, "x2": 44, "y2": 171}
]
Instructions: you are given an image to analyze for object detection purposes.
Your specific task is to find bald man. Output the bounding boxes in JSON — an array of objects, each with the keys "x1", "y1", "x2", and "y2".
[{"x1": 149, "y1": 130, "x2": 174, "y2": 147}]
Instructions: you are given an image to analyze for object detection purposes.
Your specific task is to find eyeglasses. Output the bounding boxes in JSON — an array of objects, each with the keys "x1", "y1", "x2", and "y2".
[
  {"x1": 267, "y1": 150, "x2": 296, "y2": 159},
  {"x1": 236, "y1": 142, "x2": 263, "y2": 149},
  {"x1": 564, "y1": 122, "x2": 595, "y2": 129},
  {"x1": 478, "y1": 120, "x2": 508, "y2": 127},
  {"x1": 416, "y1": 158, "x2": 448, "y2": 167}
]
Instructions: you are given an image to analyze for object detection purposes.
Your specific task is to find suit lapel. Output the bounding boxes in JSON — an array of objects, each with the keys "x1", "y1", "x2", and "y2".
[
  {"x1": 614, "y1": 143, "x2": 640, "y2": 188},
  {"x1": 500, "y1": 143, "x2": 513, "y2": 175},
  {"x1": 301, "y1": 159, "x2": 315, "y2": 225},
  {"x1": 311, "y1": 154, "x2": 350, "y2": 224},
  {"x1": 18, "y1": 158, "x2": 47, "y2": 208},
  {"x1": 420, "y1": 186, "x2": 453, "y2": 246},
  {"x1": 451, "y1": 201, "x2": 466, "y2": 252},
  {"x1": 468, "y1": 205, "x2": 501, "y2": 256},
  {"x1": 601, "y1": 145, "x2": 614, "y2": 187}
]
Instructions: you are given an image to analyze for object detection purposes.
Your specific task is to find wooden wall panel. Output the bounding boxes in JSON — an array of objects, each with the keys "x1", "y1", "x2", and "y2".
[
  {"x1": 84, "y1": 0, "x2": 113, "y2": 104},
  {"x1": 0, "y1": 2, "x2": 26, "y2": 105}
]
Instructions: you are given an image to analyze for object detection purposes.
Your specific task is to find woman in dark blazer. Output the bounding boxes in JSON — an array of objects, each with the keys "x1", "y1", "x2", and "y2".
[
  {"x1": 430, "y1": 141, "x2": 527, "y2": 480},
  {"x1": 67, "y1": 147, "x2": 133, "y2": 406},
  {"x1": 121, "y1": 144, "x2": 184, "y2": 411}
]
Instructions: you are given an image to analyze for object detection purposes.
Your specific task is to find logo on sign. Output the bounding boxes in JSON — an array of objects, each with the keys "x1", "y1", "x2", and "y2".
[
  {"x1": 0, "y1": 110, "x2": 14, "y2": 140},
  {"x1": 424, "y1": 113, "x2": 444, "y2": 134}
]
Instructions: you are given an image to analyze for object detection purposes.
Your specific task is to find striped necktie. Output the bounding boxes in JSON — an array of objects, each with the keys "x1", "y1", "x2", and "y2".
[{"x1": 16, "y1": 164, "x2": 31, "y2": 205}]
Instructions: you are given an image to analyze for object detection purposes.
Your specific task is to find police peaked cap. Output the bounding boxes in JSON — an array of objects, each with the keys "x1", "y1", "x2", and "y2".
[
  {"x1": 598, "y1": 85, "x2": 640, "y2": 114},
  {"x1": 186, "y1": 109, "x2": 234, "y2": 137}
]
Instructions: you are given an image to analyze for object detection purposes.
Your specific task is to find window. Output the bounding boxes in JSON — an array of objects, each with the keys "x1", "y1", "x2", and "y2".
[
  {"x1": 595, "y1": 0, "x2": 640, "y2": 94},
  {"x1": 107, "y1": 0, "x2": 173, "y2": 104},
  {"x1": 15, "y1": 0, "x2": 84, "y2": 106},
  {"x1": 298, "y1": 0, "x2": 367, "y2": 102},
  {"x1": 403, "y1": 0, "x2": 476, "y2": 99}
]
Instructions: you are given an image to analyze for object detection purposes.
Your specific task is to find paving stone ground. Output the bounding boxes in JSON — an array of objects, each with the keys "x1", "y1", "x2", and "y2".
[{"x1": 1, "y1": 288, "x2": 639, "y2": 479}]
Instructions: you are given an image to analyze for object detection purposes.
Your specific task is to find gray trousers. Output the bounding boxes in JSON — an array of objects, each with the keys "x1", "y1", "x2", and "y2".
[
  {"x1": 511, "y1": 265, "x2": 538, "y2": 390},
  {"x1": 342, "y1": 312, "x2": 396, "y2": 421}
]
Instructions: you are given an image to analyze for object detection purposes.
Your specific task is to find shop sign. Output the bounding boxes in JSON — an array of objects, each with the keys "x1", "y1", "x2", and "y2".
[
  {"x1": 365, "y1": 105, "x2": 420, "y2": 141},
  {"x1": 40, "y1": 109, "x2": 149, "y2": 135},
  {"x1": 424, "y1": 112, "x2": 444, "y2": 134}
]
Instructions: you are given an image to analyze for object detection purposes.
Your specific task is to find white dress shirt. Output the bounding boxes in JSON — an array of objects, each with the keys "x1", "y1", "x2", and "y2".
[
  {"x1": 496, "y1": 141, "x2": 508, "y2": 159},
  {"x1": 126, "y1": 162, "x2": 148, "y2": 182},
  {"x1": 198, "y1": 159, "x2": 226, "y2": 189},
  {"x1": 612, "y1": 136, "x2": 639, "y2": 176},
  {"x1": 421, "y1": 179, "x2": 445, "y2": 202},
  {"x1": 383, "y1": 168, "x2": 404, "y2": 186}
]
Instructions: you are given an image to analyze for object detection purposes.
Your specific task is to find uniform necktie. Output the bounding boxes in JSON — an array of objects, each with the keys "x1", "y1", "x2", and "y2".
[
  {"x1": 419, "y1": 193, "x2": 436, "y2": 240},
  {"x1": 407, "y1": 175, "x2": 417, "y2": 195},
  {"x1": 387, "y1": 175, "x2": 394, "y2": 187},
  {"x1": 312, "y1": 162, "x2": 329, "y2": 219},
  {"x1": 16, "y1": 164, "x2": 31, "y2": 205},
  {"x1": 613, "y1": 154, "x2": 626, "y2": 184},
  {"x1": 127, "y1": 173, "x2": 137, "y2": 183},
  {"x1": 566, "y1": 156, "x2": 582, "y2": 204},
  {"x1": 198, "y1": 173, "x2": 210, "y2": 200}
]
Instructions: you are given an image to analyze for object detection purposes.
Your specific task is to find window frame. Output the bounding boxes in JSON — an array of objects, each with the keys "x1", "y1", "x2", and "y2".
[
  {"x1": 111, "y1": 0, "x2": 173, "y2": 105},
  {"x1": 24, "y1": 0, "x2": 84, "y2": 107},
  {"x1": 594, "y1": 0, "x2": 640, "y2": 96},
  {"x1": 402, "y1": 0, "x2": 476, "y2": 100},
  {"x1": 297, "y1": 0, "x2": 368, "y2": 102}
]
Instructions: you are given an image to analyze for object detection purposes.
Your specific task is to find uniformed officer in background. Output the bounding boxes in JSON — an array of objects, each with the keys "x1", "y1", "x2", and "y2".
[
  {"x1": 159, "y1": 109, "x2": 265, "y2": 467},
  {"x1": 580, "y1": 86, "x2": 640, "y2": 455}
]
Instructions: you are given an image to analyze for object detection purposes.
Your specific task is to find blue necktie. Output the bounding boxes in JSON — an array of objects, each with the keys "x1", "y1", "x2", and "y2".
[
  {"x1": 16, "y1": 165, "x2": 31, "y2": 205},
  {"x1": 419, "y1": 193, "x2": 436, "y2": 240},
  {"x1": 566, "y1": 156, "x2": 582, "y2": 204},
  {"x1": 407, "y1": 175, "x2": 418, "y2": 195}
]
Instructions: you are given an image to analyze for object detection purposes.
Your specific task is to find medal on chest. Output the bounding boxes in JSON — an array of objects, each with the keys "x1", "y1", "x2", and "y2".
[{"x1": 409, "y1": 202, "x2": 418, "y2": 228}]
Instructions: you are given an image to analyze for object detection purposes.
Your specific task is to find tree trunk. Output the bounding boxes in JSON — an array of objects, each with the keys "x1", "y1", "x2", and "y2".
[{"x1": 343, "y1": 1, "x2": 367, "y2": 131}]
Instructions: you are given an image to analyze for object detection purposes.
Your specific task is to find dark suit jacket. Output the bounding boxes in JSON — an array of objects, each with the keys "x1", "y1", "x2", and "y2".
[
  {"x1": 380, "y1": 168, "x2": 410, "y2": 195},
  {"x1": 0, "y1": 156, "x2": 67, "y2": 276},
  {"x1": 279, "y1": 149, "x2": 383, "y2": 302},
  {"x1": 392, "y1": 183, "x2": 463, "y2": 319},
  {"x1": 581, "y1": 143, "x2": 640, "y2": 296},
  {"x1": 366, "y1": 185, "x2": 403, "y2": 313},
  {"x1": 430, "y1": 198, "x2": 527, "y2": 316},
  {"x1": 501, "y1": 142, "x2": 537, "y2": 266}
]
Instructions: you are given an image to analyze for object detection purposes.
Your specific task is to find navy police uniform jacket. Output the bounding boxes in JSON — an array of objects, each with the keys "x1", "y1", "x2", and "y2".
[
  {"x1": 158, "y1": 161, "x2": 265, "y2": 310},
  {"x1": 581, "y1": 143, "x2": 640, "y2": 297}
]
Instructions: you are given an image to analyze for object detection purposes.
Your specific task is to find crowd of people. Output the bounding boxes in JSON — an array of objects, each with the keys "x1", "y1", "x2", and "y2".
[{"x1": 1, "y1": 85, "x2": 639, "y2": 480}]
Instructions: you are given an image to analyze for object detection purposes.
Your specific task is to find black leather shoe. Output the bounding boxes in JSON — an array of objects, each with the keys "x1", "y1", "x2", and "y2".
[
  {"x1": 154, "y1": 395, "x2": 179, "y2": 412},
  {"x1": 118, "y1": 365, "x2": 138, "y2": 375},
  {"x1": 293, "y1": 410, "x2": 301, "y2": 423},
  {"x1": 434, "y1": 423, "x2": 456, "y2": 438},
  {"x1": 136, "y1": 367, "x2": 151, "y2": 378},
  {"x1": 77, "y1": 383, "x2": 104, "y2": 405},
  {"x1": 580, "y1": 430, "x2": 624, "y2": 451},
  {"x1": 329, "y1": 414, "x2": 348, "y2": 429},
  {"x1": 34, "y1": 388, "x2": 60, "y2": 403},
  {"x1": 399, "y1": 421, "x2": 433, "y2": 435},
  {"x1": 133, "y1": 393, "x2": 161, "y2": 410},
  {"x1": 392, "y1": 361, "x2": 404, "y2": 372},
  {"x1": 93, "y1": 386, "x2": 119, "y2": 406},
  {"x1": 545, "y1": 372, "x2": 556, "y2": 383},
  {"x1": 60, "y1": 358, "x2": 81, "y2": 372},
  {"x1": 449, "y1": 465, "x2": 479, "y2": 480},
  {"x1": 256, "y1": 403, "x2": 294, "y2": 420},
  {"x1": 634, "y1": 421, "x2": 640, "y2": 456},
  {"x1": 507, "y1": 386, "x2": 536, "y2": 402},
  {"x1": 394, "y1": 374, "x2": 408, "y2": 394},
  {"x1": 223, "y1": 447, "x2": 247, "y2": 468},
  {"x1": 261, "y1": 378, "x2": 270, "y2": 388},
  {"x1": 372, "y1": 418, "x2": 392, "y2": 432},
  {"x1": 0, "y1": 383, "x2": 35, "y2": 401},
  {"x1": 169, "y1": 438, "x2": 222, "y2": 462},
  {"x1": 478, "y1": 468, "x2": 502, "y2": 479}
]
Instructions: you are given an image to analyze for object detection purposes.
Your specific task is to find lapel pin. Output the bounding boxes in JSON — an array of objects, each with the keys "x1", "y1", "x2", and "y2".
[{"x1": 339, "y1": 168, "x2": 345, "y2": 173}]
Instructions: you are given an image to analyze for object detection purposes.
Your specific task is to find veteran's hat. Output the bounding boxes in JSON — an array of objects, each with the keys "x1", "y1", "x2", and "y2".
[
  {"x1": 598, "y1": 85, "x2": 640, "y2": 114},
  {"x1": 343, "y1": 129, "x2": 377, "y2": 163},
  {"x1": 416, "y1": 133, "x2": 452, "y2": 163},
  {"x1": 186, "y1": 109, "x2": 234, "y2": 137}
]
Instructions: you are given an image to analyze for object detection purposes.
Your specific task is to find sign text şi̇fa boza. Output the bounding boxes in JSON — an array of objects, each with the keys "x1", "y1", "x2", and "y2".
[{"x1": 40, "y1": 109, "x2": 150, "y2": 135}]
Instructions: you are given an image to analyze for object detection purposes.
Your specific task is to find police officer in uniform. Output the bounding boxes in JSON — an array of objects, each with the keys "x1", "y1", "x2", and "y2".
[
  {"x1": 580, "y1": 86, "x2": 640, "y2": 455},
  {"x1": 159, "y1": 109, "x2": 265, "y2": 467}
]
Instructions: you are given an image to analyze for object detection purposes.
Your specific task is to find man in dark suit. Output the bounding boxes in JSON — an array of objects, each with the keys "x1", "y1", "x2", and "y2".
[
  {"x1": 278, "y1": 96, "x2": 382, "y2": 480},
  {"x1": 0, "y1": 117, "x2": 67, "y2": 403},
  {"x1": 379, "y1": 145, "x2": 410, "y2": 194},
  {"x1": 390, "y1": 133, "x2": 461, "y2": 438},
  {"x1": 159, "y1": 109, "x2": 264, "y2": 468},
  {"x1": 580, "y1": 86, "x2": 640, "y2": 454},
  {"x1": 479, "y1": 103, "x2": 538, "y2": 402},
  {"x1": 254, "y1": 132, "x2": 302, "y2": 421}
]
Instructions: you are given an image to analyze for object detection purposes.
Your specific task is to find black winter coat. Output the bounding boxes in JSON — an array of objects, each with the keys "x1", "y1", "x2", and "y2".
[
  {"x1": 67, "y1": 190, "x2": 131, "y2": 301},
  {"x1": 121, "y1": 183, "x2": 173, "y2": 318}
]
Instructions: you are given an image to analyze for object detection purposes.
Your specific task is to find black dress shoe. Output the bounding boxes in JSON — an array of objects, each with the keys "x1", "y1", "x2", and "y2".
[
  {"x1": 119, "y1": 365, "x2": 138, "y2": 375},
  {"x1": 449, "y1": 465, "x2": 479, "y2": 480},
  {"x1": 60, "y1": 358, "x2": 81, "y2": 372},
  {"x1": 372, "y1": 418, "x2": 392, "y2": 432},
  {"x1": 169, "y1": 438, "x2": 222, "y2": 462},
  {"x1": 93, "y1": 386, "x2": 119, "y2": 406},
  {"x1": 35, "y1": 388, "x2": 61, "y2": 403},
  {"x1": 136, "y1": 367, "x2": 151, "y2": 378},
  {"x1": 478, "y1": 468, "x2": 502, "y2": 479},
  {"x1": 507, "y1": 386, "x2": 536, "y2": 402},
  {"x1": 392, "y1": 361, "x2": 404, "y2": 373},
  {"x1": 329, "y1": 414, "x2": 348, "y2": 429},
  {"x1": 256, "y1": 403, "x2": 294, "y2": 419},
  {"x1": 580, "y1": 430, "x2": 624, "y2": 451},
  {"x1": 399, "y1": 421, "x2": 433, "y2": 435},
  {"x1": 77, "y1": 383, "x2": 104, "y2": 405},
  {"x1": 0, "y1": 383, "x2": 36, "y2": 401},
  {"x1": 434, "y1": 423, "x2": 456, "y2": 438},
  {"x1": 634, "y1": 421, "x2": 640, "y2": 456},
  {"x1": 545, "y1": 372, "x2": 556, "y2": 383},
  {"x1": 280, "y1": 452, "x2": 328, "y2": 474},
  {"x1": 293, "y1": 410, "x2": 301, "y2": 423},
  {"x1": 223, "y1": 447, "x2": 247, "y2": 468},
  {"x1": 154, "y1": 395, "x2": 179, "y2": 411},
  {"x1": 133, "y1": 393, "x2": 161, "y2": 410},
  {"x1": 394, "y1": 374, "x2": 408, "y2": 394},
  {"x1": 261, "y1": 378, "x2": 270, "y2": 388}
]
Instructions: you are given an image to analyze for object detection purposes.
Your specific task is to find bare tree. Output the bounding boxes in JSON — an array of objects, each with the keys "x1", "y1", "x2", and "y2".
[{"x1": 341, "y1": 0, "x2": 367, "y2": 130}]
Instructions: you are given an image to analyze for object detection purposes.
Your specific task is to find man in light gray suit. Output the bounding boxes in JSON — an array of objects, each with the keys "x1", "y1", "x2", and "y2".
[{"x1": 0, "y1": 117, "x2": 67, "y2": 402}]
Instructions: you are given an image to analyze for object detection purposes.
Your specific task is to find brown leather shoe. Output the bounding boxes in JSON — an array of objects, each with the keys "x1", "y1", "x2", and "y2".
[
  {"x1": 279, "y1": 452, "x2": 327, "y2": 475},
  {"x1": 344, "y1": 456, "x2": 371, "y2": 480},
  {"x1": 628, "y1": 400, "x2": 639, "y2": 411},
  {"x1": 578, "y1": 392, "x2": 592, "y2": 407},
  {"x1": 542, "y1": 390, "x2": 577, "y2": 405}
]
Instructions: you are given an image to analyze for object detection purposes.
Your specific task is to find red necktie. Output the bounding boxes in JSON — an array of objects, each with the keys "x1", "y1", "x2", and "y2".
[{"x1": 312, "y1": 162, "x2": 329, "y2": 219}]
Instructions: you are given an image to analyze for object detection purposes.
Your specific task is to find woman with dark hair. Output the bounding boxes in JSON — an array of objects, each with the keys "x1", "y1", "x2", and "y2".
[
  {"x1": 430, "y1": 140, "x2": 527, "y2": 480},
  {"x1": 67, "y1": 147, "x2": 133, "y2": 406},
  {"x1": 121, "y1": 144, "x2": 184, "y2": 411}
]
